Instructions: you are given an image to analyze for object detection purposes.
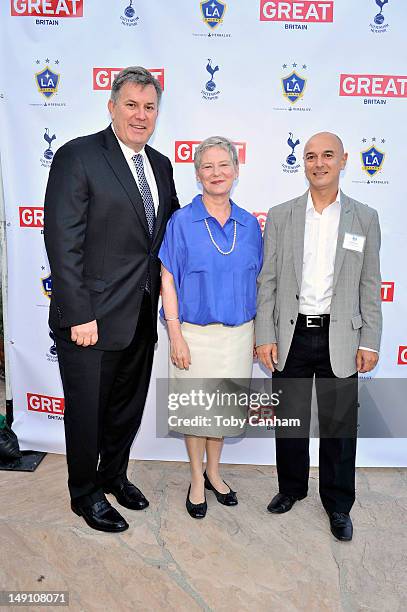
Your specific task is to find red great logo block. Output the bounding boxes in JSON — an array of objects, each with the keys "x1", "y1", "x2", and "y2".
[
  {"x1": 11, "y1": 0, "x2": 83, "y2": 17},
  {"x1": 93, "y1": 68, "x2": 165, "y2": 91},
  {"x1": 175, "y1": 141, "x2": 246, "y2": 164},
  {"x1": 381, "y1": 282, "x2": 394, "y2": 302},
  {"x1": 19, "y1": 207, "x2": 44, "y2": 228},
  {"x1": 339, "y1": 75, "x2": 407, "y2": 98},
  {"x1": 260, "y1": 1, "x2": 334, "y2": 22},
  {"x1": 27, "y1": 393, "x2": 65, "y2": 414},
  {"x1": 252, "y1": 212, "x2": 267, "y2": 233},
  {"x1": 397, "y1": 347, "x2": 407, "y2": 365}
]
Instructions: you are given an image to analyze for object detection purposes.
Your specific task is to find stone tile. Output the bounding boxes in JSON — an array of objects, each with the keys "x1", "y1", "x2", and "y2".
[{"x1": 0, "y1": 456, "x2": 406, "y2": 611}]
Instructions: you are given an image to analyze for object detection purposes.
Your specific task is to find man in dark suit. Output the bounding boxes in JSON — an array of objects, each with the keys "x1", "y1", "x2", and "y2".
[{"x1": 44, "y1": 67, "x2": 179, "y2": 532}]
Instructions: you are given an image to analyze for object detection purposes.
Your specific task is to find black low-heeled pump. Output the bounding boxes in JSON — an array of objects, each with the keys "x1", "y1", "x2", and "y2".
[
  {"x1": 186, "y1": 484, "x2": 207, "y2": 519},
  {"x1": 204, "y1": 471, "x2": 238, "y2": 506}
]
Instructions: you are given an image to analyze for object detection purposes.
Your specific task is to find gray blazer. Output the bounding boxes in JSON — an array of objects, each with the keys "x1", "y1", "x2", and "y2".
[{"x1": 255, "y1": 191, "x2": 382, "y2": 378}]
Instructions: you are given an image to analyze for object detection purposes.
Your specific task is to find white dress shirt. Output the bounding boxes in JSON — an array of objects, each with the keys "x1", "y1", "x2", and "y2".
[
  {"x1": 299, "y1": 191, "x2": 340, "y2": 316},
  {"x1": 111, "y1": 125, "x2": 159, "y2": 215},
  {"x1": 299, "y1": 191, "x2": 376, "y2": 353}
]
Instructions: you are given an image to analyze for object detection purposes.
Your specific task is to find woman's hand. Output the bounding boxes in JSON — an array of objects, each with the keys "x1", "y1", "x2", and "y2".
[{"x1": 170, "y1": 334, "x2": 192, "y2": 370}]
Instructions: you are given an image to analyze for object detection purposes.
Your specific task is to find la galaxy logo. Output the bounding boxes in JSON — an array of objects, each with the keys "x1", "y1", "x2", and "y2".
[
  {"x1": 41, "y1": 128, "x2": 56, "y2": 168},
  {"x1": 41, "y1": 273, "x2": 53, "y2": 299},
  {"x1": 35, "y1": 65, "x2": 60, "y2": 98},
  {"x1": 361, "y1": 140, "x2": 385, "y2": 177},
  {"x1": 31, "y1": 59, "x2": 66, "y2": 108},
  {"x1": 282, "y1": 132, "x2": 301, "y2": 174},
  {"x1": 370, "y1": 0, "x2": 389, "y2": 33},
  {"x1": 121, "y1": 0, "x2": 139, "y2": 26},
  {"x1": 353, "y1": 137, "x2": 389, "y2": 186},
  {"x1": 282, "y1": 64, "x2": 306, "y2": 104},
  {"x1": 201, "y1": 1, "x2": 226, "y2": 29},
  {"x1": 202, "y1": 59, "x2": 220, "y2": 100}
]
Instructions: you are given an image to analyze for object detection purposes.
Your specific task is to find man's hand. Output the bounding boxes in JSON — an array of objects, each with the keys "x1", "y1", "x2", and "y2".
[
  {"x1": 356, "y1": 349, "x2": 379, "y2": 373},
  {"x1": 256, "y1": 343, "x2": 278, "y2": 372},
  {"x1": 71, "y1": 320, "x2": 98, "y2": 347}
]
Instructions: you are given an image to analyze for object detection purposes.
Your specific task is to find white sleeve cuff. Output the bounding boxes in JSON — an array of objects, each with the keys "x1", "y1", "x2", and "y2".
[{"x1": 359, "y1": 346, "x2": 379, "y2": 354}]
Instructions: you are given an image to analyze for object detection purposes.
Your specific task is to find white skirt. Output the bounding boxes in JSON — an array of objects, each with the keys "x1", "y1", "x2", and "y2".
[{"x1": 168, "y1": 320, "x2": 254, "y2": 437}]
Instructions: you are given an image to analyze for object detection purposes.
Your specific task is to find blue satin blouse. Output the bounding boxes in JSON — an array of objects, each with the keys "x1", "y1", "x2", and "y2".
[{"x1": 159, "y1": 194, "x2": 263, "y2": 326}]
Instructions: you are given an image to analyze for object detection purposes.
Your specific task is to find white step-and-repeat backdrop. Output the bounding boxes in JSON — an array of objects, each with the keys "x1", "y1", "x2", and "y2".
[{"x1": 0, "y1": 1, "x2": 406, "y2": 466}]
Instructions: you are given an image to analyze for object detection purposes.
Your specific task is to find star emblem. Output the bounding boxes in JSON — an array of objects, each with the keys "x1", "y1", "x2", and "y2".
[
  {"x1": 45, "y1": 58, "x2": 50, "y2": 63},
  {"x1": 292, "y1": 62, "x2": 297, "y2": 68},
  {"x1": 362, "y1": 138, "x2": 367, "y2": 143}
]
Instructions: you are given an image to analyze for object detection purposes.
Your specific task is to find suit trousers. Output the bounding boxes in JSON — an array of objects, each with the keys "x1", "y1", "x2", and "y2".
[
  {"x1": 55, "y1": 292, "x2": 155, "y2": 505},
  {"x1": 272, "y1": 320, "x2": 358, "y2": 514}
]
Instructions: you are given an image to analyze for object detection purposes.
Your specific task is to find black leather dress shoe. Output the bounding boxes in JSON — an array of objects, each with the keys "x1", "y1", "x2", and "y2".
[
  {"x1": 204, "y1": 471, "x2": 238, "y2": 506},
  {"x1": 71, "y1": 499, "x2": 129, "y2": 533},
  {"x1": 328, "y1": 512, "x2": 353, "y2": 541},
  {"x1": 104, "y1": 479, "x2": 149, "y2": 510},
  {"x1": 267, "y1": 492, "x2": 305, "y2": 514},
  {"x1": 186, "y1": 485, "x2": 207, "y2": 519}
]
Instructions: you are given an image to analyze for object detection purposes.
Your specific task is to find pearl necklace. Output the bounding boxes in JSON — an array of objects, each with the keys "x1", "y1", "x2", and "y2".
[{"x1": 204, "y1": 218, "x2": 237, "y2": 255}]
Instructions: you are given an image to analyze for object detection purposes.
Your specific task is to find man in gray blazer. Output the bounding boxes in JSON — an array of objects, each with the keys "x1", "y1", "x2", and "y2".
[{"x1": 256, "y1": 132, "x2": 382, "y2": 541}]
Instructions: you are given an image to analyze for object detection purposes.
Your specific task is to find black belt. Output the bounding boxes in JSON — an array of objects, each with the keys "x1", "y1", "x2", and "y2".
[{"x1": 297, "y1": 314, "x2": 330, "y2": 329}]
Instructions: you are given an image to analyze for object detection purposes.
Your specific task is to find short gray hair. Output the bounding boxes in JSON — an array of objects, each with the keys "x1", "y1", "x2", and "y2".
[
  {"x1": 110, "y1": 66, "x2": 162, "y2": 105},
  {"x1": 194, "y1": 136, "x2": 239, "y2": 171}
]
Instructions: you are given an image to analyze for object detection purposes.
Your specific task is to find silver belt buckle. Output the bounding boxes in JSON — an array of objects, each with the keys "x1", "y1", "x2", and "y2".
[{"x1": 306, "y1": 315, "x2": 321, "y2": 328}]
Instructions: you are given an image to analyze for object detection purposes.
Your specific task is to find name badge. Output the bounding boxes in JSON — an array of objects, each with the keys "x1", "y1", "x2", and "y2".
[{"x1": 343, "y1": 232, "x2": 365, "y2": 253}]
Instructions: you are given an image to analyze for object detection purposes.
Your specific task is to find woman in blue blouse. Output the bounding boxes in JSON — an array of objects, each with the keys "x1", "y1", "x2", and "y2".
[{"x1": 159, "y1": 136, "x2": 262, "y2": 519}]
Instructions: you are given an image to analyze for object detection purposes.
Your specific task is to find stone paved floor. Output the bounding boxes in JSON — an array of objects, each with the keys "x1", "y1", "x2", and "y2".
[{"x1": 0, "y1": 454, "x2": 406, "y2": 611}]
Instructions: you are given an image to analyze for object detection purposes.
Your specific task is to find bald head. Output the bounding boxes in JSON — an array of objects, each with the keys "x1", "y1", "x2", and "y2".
[
  {"x1": 304, "y1": 132, "x2": 344, "y2": 156},
  {"x1": 303, "y1": 132, "x2": 348, "y2": 194}
]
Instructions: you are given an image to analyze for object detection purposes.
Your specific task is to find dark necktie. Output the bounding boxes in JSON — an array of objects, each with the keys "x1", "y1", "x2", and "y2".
[
  {"x1": 131, "y1": 153, "x2": 156, "y2": 236},
  {"x1": 132, "y1": 153, "x2": 156, "y2": 292}
]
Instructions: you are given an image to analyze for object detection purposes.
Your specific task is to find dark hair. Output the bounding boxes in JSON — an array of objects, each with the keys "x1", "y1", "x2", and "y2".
[{"x1": 110, "y1": 66, "x2": 162, "y2": 105}]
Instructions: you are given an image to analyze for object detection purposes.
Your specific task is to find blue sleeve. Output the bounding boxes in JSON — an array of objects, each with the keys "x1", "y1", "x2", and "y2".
[
  {"x1": 255, "y1": 217, "x2": 263, "y2": 272},
  {"x1": 158, "y1": 213, "x2": 185, "y2": 288}
]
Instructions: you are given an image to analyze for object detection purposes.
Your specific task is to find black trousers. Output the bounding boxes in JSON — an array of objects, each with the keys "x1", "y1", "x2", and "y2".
[
  {"x1": 55, "y1": 293, "x2": 155, "y2": 505},
  {"x1": 273, "y1": 320, "x2": 358, "y2": 514}
]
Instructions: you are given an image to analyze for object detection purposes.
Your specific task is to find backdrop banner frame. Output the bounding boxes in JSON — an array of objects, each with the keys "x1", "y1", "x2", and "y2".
[{"x1": 0, "y1": 0, "x2": 406, "y2": 466}]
